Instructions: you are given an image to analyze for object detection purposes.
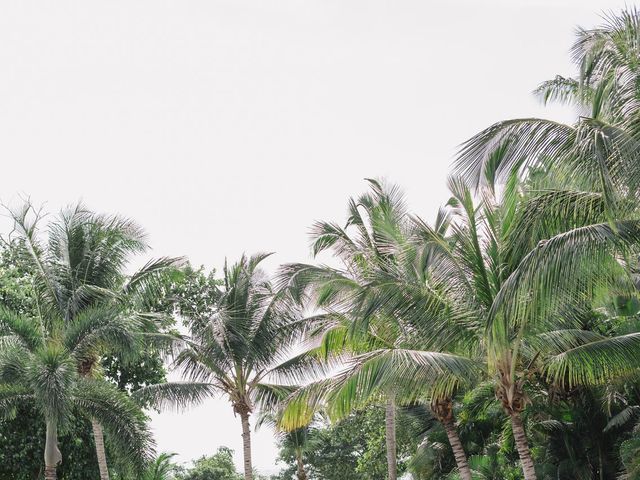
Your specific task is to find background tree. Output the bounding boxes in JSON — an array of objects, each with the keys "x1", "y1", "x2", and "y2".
[
  {"x1": 0, "y1": 301, "x2": 155, "y2": 479},
  {"x1": 7, "y1": 203, "x2": 179, "y2": 480},
  {"x1": 177, "y1": 447, "x2": 243, "y2": 480},
  {"x1": 137, "y1": 254, "x2": 320, "y2": 480},
  {"x1": 277, "y1": 180, "x2": 479, "y2": 479}
]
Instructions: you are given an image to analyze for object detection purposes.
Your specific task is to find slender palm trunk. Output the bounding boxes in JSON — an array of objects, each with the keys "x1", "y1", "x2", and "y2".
[
  {"x1": 295, "y1": 449, "x2": 307, "y2": 480},
  {"x1": 431, "y1": 399, "x2": 472, "y2": 480},
  {"x1": 497, "y1": 368, "x2": 536, "y2": 480},
  {"x1": 44, "y1": 466, "x2": 57, "y2": 480},
  {"x1": 385, "y1": 397, "x2": 397, "y2": 480},
  {"x1": 79, "y1": 359, "x2": 110, "y2": 480},
  {"x1": 91, "y1": 418, "x2": 110, "y2": 480},
  {"x1": 44, "y1": 420, "x2": 62, "y2": 480},
  {"x1": 511, "y1": 413, "x2": 536, "y2": 480},
  {"x1": 442, "y1": 418, "x2": 472, "y2": 480},
  {"x1": 240, "y1": 411, "x2": 253, "y2": 480}
]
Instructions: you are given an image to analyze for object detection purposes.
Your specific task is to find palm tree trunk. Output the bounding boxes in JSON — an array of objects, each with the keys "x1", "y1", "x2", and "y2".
[
  {"x1": 385, "y1": 397, "x2": 397, "y2": 480},
  {"x1": 91, "y1": 418, "x2": 110, "y2": 480},
  {"x1": 295, "y1": 449, "x2": 307, "y2": 480},
  {"x1": 240, "y1": 410, "x2": 253, "y2": 480},
  {"x1": 431, "y1": 399, "x2": 472, "y2": 480},
  {"x1": 44, "y1": 420, "x2": 61, "y2": 480},
  {"x1": 511, "y1": 413, "x2": 537, "y2": 480},
  {"x1": 44, "y1": 466, "x2": 57, "y2": 480},
  {"x1": 441, "y1": 417, "x2": 472, "y2": 480}
]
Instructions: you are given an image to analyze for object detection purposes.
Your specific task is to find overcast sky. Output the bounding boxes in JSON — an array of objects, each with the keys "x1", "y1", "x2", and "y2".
[{"x1": 0, "y1": 0, "x2": 630, "y2": 474}]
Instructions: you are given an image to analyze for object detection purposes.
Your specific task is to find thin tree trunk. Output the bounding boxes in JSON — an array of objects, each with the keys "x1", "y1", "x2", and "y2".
[
  {"x1": 44, "y1": 420, "x2": 61, "y2": 480},
  {"x1": 598, "y1": 444, "x2": 605, "y2": 480},
  {"x1": 295, "y1": 449, "x2": 307, "y2": 480},
  {"x1": 91, "y1": 418, "x2": 110, "y2": 480},
  {"x1": 511, "y1": 413, "x2": 537, "y2": 480},
  {"x1": 441, "y1": 417, "x2": 472, "y2": 480},
  {"x1": 240, "y1": 411, "x2": 253, "y2": 480},
  {"x1": 44, "y1": 467, "x2": 57, "y2": 480},
  {"x1": 385, "y1": 397, "x2": 397, "y2": 480},
  {"x1": 431, "y1": 398, "x2": 472, "y2": 480},
  {"x1": 79, "y1": 358, "x2": 110, "y2": 480}
]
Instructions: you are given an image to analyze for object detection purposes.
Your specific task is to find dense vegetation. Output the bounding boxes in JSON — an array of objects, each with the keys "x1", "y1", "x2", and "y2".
[{"x1": 4, "y1": 8, "x2": 640, "y2": 480}]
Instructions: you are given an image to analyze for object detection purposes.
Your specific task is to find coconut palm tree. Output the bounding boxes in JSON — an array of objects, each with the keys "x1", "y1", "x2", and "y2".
[
  {"x1": 276, "y1": 179, "x2": 479, "y2": 480},
  {"x1": 8, "y1": 203, "x2": 179, "y2": 480},
  {"x1": 135, "y1": 253, "x2": 321, "y2": 480},
  {"x1": 450, "y1": 12, "x2": 640, "y2": 476},
  {"x1": 276, "y1": 179, "x2": 414, "y2": 480},
  {"x1": 0, "y1": 304, "x2": 154, "y2": 480},
  {"x1": 397, "y1": 172, "x2": 640, "y2": 480}
]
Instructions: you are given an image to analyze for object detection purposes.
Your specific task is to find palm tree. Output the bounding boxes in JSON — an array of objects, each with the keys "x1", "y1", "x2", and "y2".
[
  {"x1": 135, "y1": 253, "x2": 319, "y2": 480},
  {"x1": 396, "y1": 173, "x2": 640, "y2": 480},
  {"x1": 277, "y1": 179, "x2": 413, "y2": 480},
  {"x1": 277, "y1": 179, "x2": 479, "y2": 480},
  {"x1": 256, "y1": 404, "x2": 317, "y2": 480},
  {"x1": 449, "y1": 12, "x2": 640, "y2": 476},
  {"x1": 142, "y1": 453, "x2": 181, "y2": 480},
  {"x1": 8, "y1": 203, "x2": 179, "y2": 480},
  {"x1": 0, "y1": 304, "x2": 154, "y2": 480}
]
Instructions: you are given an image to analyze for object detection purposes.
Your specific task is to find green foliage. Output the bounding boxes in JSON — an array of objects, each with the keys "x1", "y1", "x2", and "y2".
[
  {"x1": 177, "y1": 447, "x2": 243, "y2": 480},
  {"x1": 0, "y1": 208, "x2": 173, "y2": 478},
  {"x1": 275, "y1": 407, "x2": 420, "y2": 480},
  {"x1": 140, "y1": 453, "x2": 182, "y2": 480},
  {"x1": 0, "y1": 404, "x2": 102, "y2": 480},
  {"x1": 8, "y1": 8, "x2": 640, "y2": 480}
]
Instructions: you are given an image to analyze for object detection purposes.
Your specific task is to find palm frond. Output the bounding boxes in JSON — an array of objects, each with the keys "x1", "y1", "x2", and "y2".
[
  {"x1": 74, "y1": 379, "x2": 155, "y2": 473},
  {"x1": 132, "y1": 381, "x2": 217, "y2": 411},
  {"x1": 545, "y1": 332, "x2": 640, "y2": 388}
]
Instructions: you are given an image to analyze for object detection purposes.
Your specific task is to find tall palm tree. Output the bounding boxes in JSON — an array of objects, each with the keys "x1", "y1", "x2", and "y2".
[
  {"x1": 277, "y1": 180, "x2": 479, "y2": 480},
  {"x1": 450, "y1": 12, "x2": 640, "y2": 477},
  {"x1": 8, "y1": 203, "x2": 179, "y2": 480},
  {"x1": 135, "y1": 253, "x2": 320, "y2": 480},
  {"x1": 0, "y1": 304, "x2": 154, "y2": 480},
  {"x1": 277, "y1": 179, "x2": 413, "y2": 480},
  {"x1": 399, "y1": 174, "x2": 640, "y2": 480}
]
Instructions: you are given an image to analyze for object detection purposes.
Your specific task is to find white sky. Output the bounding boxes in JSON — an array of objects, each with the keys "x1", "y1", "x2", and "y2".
[{"x1": 0, "y1": 0, "x2": 630, "y2": 475}]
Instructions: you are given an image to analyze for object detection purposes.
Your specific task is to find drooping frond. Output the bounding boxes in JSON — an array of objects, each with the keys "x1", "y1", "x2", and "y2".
[
  {"x1": 0, "y1": 305, "x2": 44, "y2": 351},
  {"x1": 503, "y1": 189, "x2": 607, "y2": 266},
  {"x1": 545, "y1": 333, "x2": 640, "y2": 388},
  {"x1": 454, "y1": 119, "x2": 574, "y2": 190},
  {"x1": 266, "y1": 348, "x2": 336, "y2": 386},
  {"x1": 63, "y1": 306, "x2": 141, "y2": 363},
  {"x1": 132, "y1": 381, "x2": 217, "y2": 411},
  {"x1": 74, "y1": 379, "x2": 156, "y2": 473},
  {"x1": 604, "y1": 405, "x2": 640, "y2": 433},
  {"x1": 490, "y1": 220, "x2": 640, "y2": 344},
  {"x1": 280, "y1": 348, "x2": 479, "y2": 430},
  {"x1": 0, "y1": 384, "x2": 33, "y2": 418},
  {"x1": 524, "y1": 329, "x2": 606, "y2": 358}
]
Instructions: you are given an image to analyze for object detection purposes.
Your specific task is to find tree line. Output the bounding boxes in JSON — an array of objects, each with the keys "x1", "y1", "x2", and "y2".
[{"x1": 4, "y1": 7, "x2": 640, "y2": 480}]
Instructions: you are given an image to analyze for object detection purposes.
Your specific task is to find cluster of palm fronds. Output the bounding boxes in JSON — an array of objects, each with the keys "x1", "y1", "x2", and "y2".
[{"x1": 0, "y1": 204, "x2": 183, "y2": 480}]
